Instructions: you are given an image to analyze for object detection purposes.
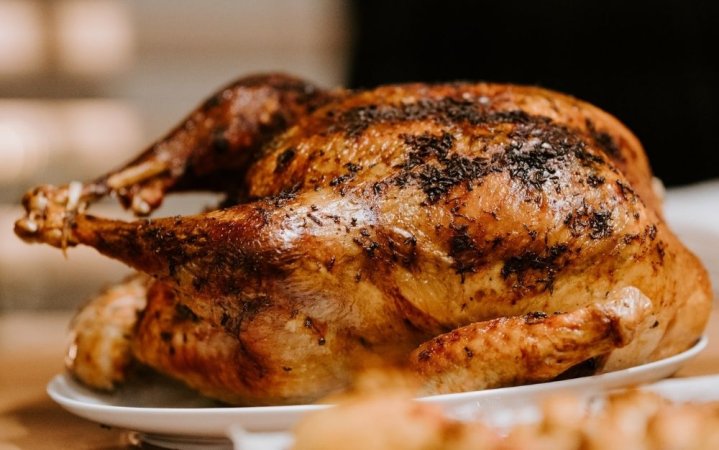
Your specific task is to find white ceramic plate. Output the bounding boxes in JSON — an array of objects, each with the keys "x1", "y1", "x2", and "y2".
[
  {"x1": 231, "y1": 370, "x2": 719, "y2": 450},
  {"x1": 48, "y1": 335, "x2": 706, "y2": 446}
]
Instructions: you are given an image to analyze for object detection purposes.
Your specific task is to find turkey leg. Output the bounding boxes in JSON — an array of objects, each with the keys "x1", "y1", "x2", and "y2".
[
  {"x1": 15, "y1": 73, "x2": 330, "y2": 243},
  {"x1": 15, "y1": 204, "x2": 282, "y2": 296},
  {"x1": 410, "y1": 287, "x2": 654, "y2": 395},
  {"x1": 14, "y1": 185, "x2": 355, "y2": 301}
]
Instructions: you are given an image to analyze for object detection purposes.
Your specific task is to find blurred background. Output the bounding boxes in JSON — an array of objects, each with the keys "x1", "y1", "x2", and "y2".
[
  {"x1": 1, "y1": 0, "x2": 717, "y2": 311},
  {"x1": 0, "y1": 0, "x2": 350, "y2": 310}
]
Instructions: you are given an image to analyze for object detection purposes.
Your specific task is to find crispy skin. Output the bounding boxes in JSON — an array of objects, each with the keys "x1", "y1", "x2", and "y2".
[
  {"x1": 410, "y1": 287, "x2": 653, "y2": 394},
  {"x1": 16, "y1": 75, "x2": 712, "y2": 404},
  {"x1": 15, "y1": 74, "x2": 332, "y2": 218},
  {"x1": 66, "y1": 274, "x2": 149, "y2": 390}
]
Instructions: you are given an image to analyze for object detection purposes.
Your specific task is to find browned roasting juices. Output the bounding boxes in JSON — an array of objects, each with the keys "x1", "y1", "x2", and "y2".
[{"x1": 14, "y1": 74, "x2": 712, "y2": 405}]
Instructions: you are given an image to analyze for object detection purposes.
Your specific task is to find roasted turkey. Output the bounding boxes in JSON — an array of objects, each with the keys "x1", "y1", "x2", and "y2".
[{"x1": 15, "y1": 74, "x2": 712, "y2": 405}]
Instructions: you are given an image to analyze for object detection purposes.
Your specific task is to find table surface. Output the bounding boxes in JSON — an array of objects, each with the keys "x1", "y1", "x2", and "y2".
[{"x1": 1, "y1": 309, "x2": 718, "y2": 450}]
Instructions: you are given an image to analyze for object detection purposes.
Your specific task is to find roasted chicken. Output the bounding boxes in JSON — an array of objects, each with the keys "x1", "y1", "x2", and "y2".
[{"x1": 15, "y1": 74, "x2": 712, "y2": 405}]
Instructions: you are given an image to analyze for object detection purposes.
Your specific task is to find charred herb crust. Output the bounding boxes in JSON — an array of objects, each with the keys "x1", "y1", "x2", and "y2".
[
  {"x1": 448, "y1": 225, "x2": 481, "y2": 281},
  {"x1": 586, "y1": 119, "x2": 623, "y2": 161},
  {"x1": 329, "y1": 162, "x2": 362, "y2": 186},
  {"x1": 376, "y1": 105, "x2": 608, "y2": 204},
  {"x1": 564, "y1": 205, "x2": 614, "y2": 240},
  {"x1": 501, "y1": 244, "x2": 570, "y2": 292},
  {"x1": 332, "y1": 98, "x2": 536, "y2": 137},
  {"x1": 275, "y1": 147, "x2": 296, "y2": 173}
]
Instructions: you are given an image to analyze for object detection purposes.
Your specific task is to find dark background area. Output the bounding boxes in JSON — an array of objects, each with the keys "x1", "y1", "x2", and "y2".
[{"x1": 349, "y1": 0, "x2": 719, "y2": 186}]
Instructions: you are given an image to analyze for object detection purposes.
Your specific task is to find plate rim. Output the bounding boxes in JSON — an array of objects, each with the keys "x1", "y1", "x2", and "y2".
[
  {"x1": 46, "y1": 335, "x2": 707, "y2": 432},
  {"x1": 420, "y1": 335, "x2": 707, "y2": 404}
]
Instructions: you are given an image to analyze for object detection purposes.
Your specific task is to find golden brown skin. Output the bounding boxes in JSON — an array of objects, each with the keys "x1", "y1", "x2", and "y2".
[
  {"x1": 15, "y1": 74, "x2": 712, "y2": 404},
  {"x1": 410, "y1": 287, "x2": 653, "y2": 394},
  {"x1": 66, "y1": 274, "x2": 149, "y2": 390}
]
